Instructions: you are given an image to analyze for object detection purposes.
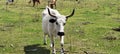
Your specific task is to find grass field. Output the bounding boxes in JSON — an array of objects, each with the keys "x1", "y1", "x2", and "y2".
[{"x1": 0, "y1": 0, "x2": 120, "y2": 54}]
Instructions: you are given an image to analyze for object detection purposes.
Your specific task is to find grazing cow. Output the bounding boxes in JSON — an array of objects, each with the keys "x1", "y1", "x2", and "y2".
[
  {"x1": 48, "y1": 0, "x2": 57, "y2": 9},
  {"x1": 6, "y1": 0, "x2": 14, "y2": 5},
  {"x1": 42, "y1": 6, "x2": 75, "y2": 54},
  {"x1": 28, "y1": 0, "x2": 40, "y2": 7}
]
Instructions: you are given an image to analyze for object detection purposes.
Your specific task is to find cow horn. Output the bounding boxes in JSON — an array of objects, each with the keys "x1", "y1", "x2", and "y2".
[
  {"x1": 66, "y1": 9, "x2": 75, "y2": 18},
  {"x1": 47, "y1": 8, "x2": 57, "y2": 18}
]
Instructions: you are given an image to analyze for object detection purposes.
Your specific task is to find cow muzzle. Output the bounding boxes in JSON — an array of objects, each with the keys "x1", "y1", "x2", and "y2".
[{"x1": 57, "y1": 32, "x2": 65, "y2": 36}]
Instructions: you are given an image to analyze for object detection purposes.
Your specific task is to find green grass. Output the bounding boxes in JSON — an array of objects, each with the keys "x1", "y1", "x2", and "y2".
[{"x1": 0, "y1": 0, "x2": 120, "y2": 54}]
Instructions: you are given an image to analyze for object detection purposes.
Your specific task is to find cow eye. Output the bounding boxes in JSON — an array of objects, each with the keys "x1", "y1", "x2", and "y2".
[
  {"x1": 49, "y1": 19, "x2": 56, "y2": 23},
  {"x1": 63, "y1": 23, "x2": 66, "y2": 25},
  {"x1": 56, "y1": 22, "x2": 58, "y2": 25}
]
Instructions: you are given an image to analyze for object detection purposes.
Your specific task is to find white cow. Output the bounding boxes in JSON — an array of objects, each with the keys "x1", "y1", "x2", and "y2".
[
  {"x1": 6, "y1": 0, "x2": 14, "y2": 5},
  {"x1": 42, "y1": 6, "x2": 75, "y2": 54}
]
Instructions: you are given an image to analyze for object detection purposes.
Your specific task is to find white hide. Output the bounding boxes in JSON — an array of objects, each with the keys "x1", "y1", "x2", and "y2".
[
  {"x1": 41, "y1": 6, "x2": 75, "y2": 54},
  {"x1": 42, "y1": 6, "x2": 66, "y2": 36}
]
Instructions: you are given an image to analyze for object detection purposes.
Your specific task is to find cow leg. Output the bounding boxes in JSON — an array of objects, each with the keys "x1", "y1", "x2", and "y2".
[
  {"x1": 43, "y1": 33, "x2": 47, "y2": 45},
  {"x1": 36, "y1": 0, "x2": 40, "y2": 6},
  {"x1": 33, "y1": 0, "x2": 35, "y2": 7},
  {"x1": 50, "y1": 4, "x2": 53, "y2": 9},
  {"x1": 60, "y1": 36, "x2": 64, "y2": 54},
  {"x1": 50, "y1": 34, "x2": 56, "y2": 54},
  {"x1": 37, "y1": 0, "x2": 40, "y2": 4}
]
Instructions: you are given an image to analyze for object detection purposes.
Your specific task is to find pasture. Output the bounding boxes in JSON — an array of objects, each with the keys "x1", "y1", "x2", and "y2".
[{"x1": 0, "y1": 0, "x2": 120, "y2": 54}]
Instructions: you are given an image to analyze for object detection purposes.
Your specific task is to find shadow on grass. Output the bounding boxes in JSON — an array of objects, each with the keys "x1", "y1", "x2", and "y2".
[
  {"x1": 24, "y1": 44, "x2": 50, "y2": 54},
  {"x1": 112, "y1": 27, "x2": 120, "y2": 32}
]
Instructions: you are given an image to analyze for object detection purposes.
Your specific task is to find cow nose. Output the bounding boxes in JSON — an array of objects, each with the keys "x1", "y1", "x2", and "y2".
[{"x1": 57, "y1": 32, "x2": 65, "y2": 36}]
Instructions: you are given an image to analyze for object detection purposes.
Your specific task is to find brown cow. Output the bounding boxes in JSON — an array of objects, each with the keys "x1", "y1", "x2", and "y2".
[
  {"x1": 48, "y1": 0, "x2": 57, "y2": 9},
  {"x1": 28, "y1": 0, "x2": 40, "y2": 7}
]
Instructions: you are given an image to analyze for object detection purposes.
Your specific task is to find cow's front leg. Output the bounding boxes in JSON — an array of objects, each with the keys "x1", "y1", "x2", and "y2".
[
  {"x1": 50, "y1": 35, "x2": 56, "y2": 54},
  {"x1": 43, "y1": 33, "x2": 47, "y2": 45},
  {"x1": 60, "y1": 36, "x2": 64, "y2": 54}
]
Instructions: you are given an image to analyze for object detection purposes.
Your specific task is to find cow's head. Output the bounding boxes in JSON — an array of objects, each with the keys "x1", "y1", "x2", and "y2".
[{"x1": 48, "y1": 8, "x2": 75, "y2": 36}]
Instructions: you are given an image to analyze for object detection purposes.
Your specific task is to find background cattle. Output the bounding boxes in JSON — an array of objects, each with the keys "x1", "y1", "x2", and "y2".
[
  {"x1": 6, "y1": 0, "x2": 14, "y2": 5},
  {"x1": 28, "y1": 0, "x2": 40, "y2": 7},
  {"x1": 48, "y1": 0, "x2": 57, "y2": 9}
]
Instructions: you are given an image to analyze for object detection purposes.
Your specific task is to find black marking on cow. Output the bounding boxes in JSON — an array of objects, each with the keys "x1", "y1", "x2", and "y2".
[
  {"x1": 49, "y1": 19, "x2": 56, "y2": 23},
  {"x1": 63, "y1": 23, "x2": 66, "y2": 26},
  {"x1": 56, "y1": 22, "x2": 66, "y2": 26},
  {"x1": 57, "y1": 32, "x2": 65, "y2": 36},
  {"x1": 66, "y1": 18, "x2": 68, "y2": 21},
  {"x1": 56, "y1": 22, "x2": 58, "y2": 25},
  {"x1": 12, "y1": 0, "x2": 14, "y2": 2}
]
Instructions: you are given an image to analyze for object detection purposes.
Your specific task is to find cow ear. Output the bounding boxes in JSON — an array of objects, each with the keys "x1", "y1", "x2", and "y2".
[{"x1": 49, "y1": 19, "x2": 56, "y2": 23}]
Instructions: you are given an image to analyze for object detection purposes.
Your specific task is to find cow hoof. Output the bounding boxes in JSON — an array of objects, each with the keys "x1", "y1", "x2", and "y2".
[
  {"x1": 61, "y1": 50, "x2": 65, "y2": 54},
  {"x1": 52, "y1": 52, "x2": 56, "y2": 54},
  {"x1": 43, "y1": 43, "x2": 47, "y2": 45},
  {"x1": 61, "y1": 51, "x2": 64, "y2": 54},
  {"x1": 61, "y1": 53, "x2": 64, "y2": 54}
]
